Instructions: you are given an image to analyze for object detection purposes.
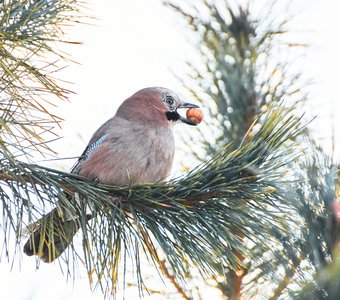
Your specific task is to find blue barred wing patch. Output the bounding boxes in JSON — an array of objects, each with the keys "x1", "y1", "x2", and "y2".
[{"x1": 84, "y1": 134, "x2": 109, "y2": 159}]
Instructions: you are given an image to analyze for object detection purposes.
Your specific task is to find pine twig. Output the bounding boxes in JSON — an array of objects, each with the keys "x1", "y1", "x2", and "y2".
[{"x1": 158, "y1": 259, "x2": 192, "y2": 300}]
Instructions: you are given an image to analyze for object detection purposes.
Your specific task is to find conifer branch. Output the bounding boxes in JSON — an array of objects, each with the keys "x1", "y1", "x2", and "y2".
[
  {"x1": 1, "y1": 104, "x2": 304, "y2": 293},
  {"x1": 0, "y1": 0, "x2": 81, "y2": 156}
]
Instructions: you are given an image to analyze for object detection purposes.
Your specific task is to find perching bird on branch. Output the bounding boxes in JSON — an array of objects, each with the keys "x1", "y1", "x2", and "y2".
[{"x1": 23, "y1": 87, "x2": 200, "y2": 262}]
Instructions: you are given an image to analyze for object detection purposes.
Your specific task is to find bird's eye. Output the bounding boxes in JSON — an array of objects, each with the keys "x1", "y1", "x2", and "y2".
[{"x1": 165, "y1": 95, "x2": 174, "y2": 106}]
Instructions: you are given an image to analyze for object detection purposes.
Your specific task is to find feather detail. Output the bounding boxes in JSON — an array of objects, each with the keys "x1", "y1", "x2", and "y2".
[{"x1": 84, "y1": 134, "x2": 109, "y2": 159}]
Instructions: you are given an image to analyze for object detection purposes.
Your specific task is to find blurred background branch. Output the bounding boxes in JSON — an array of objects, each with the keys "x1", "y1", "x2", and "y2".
[{"x1": 162, "y1": 0, "x2": 339, "y2": 299}]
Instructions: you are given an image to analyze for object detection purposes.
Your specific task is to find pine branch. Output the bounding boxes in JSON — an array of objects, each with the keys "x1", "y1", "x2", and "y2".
[
  {"x1": 1, "y1": 105, "x2": 304, "y2": 293},
  {"x1": 283, "y1": 142, "x2": 340, "y2": 299},
  {"x1": 0, "y1": 0, "x2": 82, "y2": 156}
]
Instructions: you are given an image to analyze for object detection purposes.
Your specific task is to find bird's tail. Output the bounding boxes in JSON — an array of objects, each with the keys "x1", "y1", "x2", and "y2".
[{"x1": 23, "y1": 208, "x2": 81, "y2": 263}]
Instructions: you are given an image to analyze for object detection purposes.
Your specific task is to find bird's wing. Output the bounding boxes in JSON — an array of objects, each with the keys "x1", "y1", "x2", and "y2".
[{"x1": 70, "y1": 116, "x2": 119, "y2": 173}]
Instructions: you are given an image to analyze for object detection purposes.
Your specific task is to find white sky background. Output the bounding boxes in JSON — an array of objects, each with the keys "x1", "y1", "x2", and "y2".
[{"x1": 0, "y1": 0, "x2": 339, "y2": 299}]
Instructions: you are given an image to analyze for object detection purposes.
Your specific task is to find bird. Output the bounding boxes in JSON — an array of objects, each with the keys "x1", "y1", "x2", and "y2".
[{"x1": 23, "y1": 87, "x2": 199, "y2": 262}]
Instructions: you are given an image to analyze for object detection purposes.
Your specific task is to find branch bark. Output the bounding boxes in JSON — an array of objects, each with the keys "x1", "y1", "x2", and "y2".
[{"x1": 158, "y1": 259, "x2": 192, "y2": 300}]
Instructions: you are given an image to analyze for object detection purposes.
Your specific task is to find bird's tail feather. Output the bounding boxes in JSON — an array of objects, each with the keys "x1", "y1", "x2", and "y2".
[{"x1": 23, "y1": 209, "x2": 81, "y2": 263}]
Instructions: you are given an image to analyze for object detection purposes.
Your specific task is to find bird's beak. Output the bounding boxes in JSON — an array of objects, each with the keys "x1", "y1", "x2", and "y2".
[{"x1": 177, "y1": 102, "x2": 200, "y2": 126}]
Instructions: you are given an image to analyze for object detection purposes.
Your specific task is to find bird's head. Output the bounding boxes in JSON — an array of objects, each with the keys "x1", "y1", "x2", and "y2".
[
  {"x1": 160, "y1": 88, "x2": 200, "y2": 125},
  {"x1": 117, "y1": 87, "x2": 199, "y2": 127}
]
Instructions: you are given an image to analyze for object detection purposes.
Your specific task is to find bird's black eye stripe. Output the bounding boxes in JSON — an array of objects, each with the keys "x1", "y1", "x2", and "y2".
[{"x1": 166, "y1": 111, "x2": 180, "y2": 121}]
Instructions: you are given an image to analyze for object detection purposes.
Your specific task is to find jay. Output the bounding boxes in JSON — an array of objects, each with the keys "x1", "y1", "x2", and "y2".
[{"x1": 24, "y1": 87, "x2": 199, "y2": 262}]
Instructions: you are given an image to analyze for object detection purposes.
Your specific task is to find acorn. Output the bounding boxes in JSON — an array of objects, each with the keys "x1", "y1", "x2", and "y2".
[{"x1": 186, "y1": 108, "x2": 203, "y2": 124}]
